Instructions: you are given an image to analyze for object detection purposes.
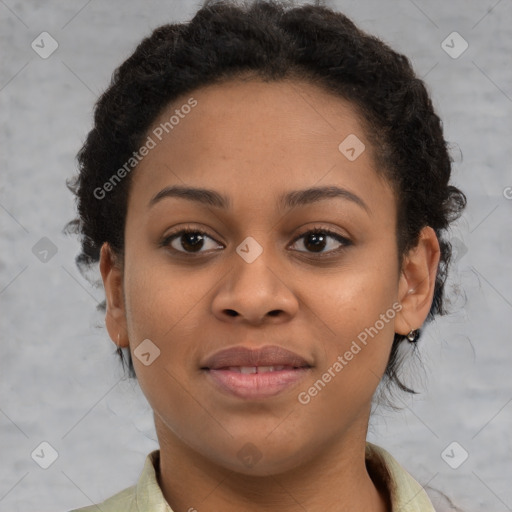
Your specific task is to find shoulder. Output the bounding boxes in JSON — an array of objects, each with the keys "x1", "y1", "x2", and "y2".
[
  {"x1": 366, "y1": 442, "x2": 437, "y2": 512},
  {"x1": 68, "y1": 483, "x2": 137, "y2": 512},
  {"x1": 67, "y1": 450, "x2": 169, "y2": 512}
]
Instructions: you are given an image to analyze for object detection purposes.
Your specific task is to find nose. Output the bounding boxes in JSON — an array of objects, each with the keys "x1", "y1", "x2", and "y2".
[{"x1": 211, "y1": 246, "x2": 299, "y2": 325}]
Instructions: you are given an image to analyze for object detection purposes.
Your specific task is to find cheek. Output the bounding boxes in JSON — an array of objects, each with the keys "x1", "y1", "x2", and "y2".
[
  {"x1": 121, "y1": 255, "x2": 195, "y2": 398},
  {"x1": 316, "y1": 262, "x2": 398, "y2": 336},
  {"x1": 123, "y1": 254, "x2": 200, "y2": 341},
  {"x1": 305, "y1": 259, "x2": 399, "y2": 391},
  {"x1": 122, "y1": 260, "x2": 206, "y2": 423},
  {"x1": 293, "y1": 288, "x2": 398, "y2": 429}
]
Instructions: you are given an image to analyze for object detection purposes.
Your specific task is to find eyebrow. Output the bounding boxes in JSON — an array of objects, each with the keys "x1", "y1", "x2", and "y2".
[{"x1": 148, "y1": 185, "x2": 369, "y2": 213}]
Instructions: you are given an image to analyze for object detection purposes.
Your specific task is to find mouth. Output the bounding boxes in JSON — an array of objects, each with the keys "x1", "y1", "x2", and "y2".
[
  {"x1": 218, "y1": 365, "x2": 303, "y2": 373},
  {"x1": 201, "y1": 345, "x2": 312, "y2": 400}
]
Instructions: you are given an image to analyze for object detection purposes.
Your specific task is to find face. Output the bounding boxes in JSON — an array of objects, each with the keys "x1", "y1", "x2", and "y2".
[{"x1": 101, "y1": 78, "x2": 439, "y2": 476}]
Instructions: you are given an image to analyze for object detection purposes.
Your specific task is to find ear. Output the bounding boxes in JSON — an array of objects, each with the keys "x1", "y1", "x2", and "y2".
[
  {"x1": 99, "y1": 242, "x2": 129, "y2": 348},
  {"x1": 395, "y1": 226, "x2": 441, "y2": 336}
]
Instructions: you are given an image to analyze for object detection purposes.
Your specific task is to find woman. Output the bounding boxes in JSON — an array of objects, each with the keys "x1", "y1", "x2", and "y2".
[{"x1": 66, "y1": 0, "x2": 466, "y2": 510}]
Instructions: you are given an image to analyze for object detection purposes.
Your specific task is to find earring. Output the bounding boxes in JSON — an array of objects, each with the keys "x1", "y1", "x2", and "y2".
[{"x1": 407, "y1": 329, "x2": 418, "y2": 342}]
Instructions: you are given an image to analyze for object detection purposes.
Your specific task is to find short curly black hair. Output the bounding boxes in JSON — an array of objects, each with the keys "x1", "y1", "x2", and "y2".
[{"x1": 65, "y1": 0, "x2": 466, "y2": 394}]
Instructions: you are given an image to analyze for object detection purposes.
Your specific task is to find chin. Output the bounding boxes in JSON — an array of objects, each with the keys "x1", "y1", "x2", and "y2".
[{"x1": 209, "y1": 442, "x2": 311, "y2": 477}]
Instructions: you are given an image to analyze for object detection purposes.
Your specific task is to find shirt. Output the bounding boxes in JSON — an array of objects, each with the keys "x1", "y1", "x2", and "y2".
[{"x1": 69, "y1": 442, "x2": 436, "y2": 511}]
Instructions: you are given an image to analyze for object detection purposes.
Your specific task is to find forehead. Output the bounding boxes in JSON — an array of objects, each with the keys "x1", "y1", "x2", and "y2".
[
  {"x1": 128, "y1": 78, "x2": 393, "y2": 216},
  {"x1": 155, "y1": 78, "x2": 368, "y2": 161}
]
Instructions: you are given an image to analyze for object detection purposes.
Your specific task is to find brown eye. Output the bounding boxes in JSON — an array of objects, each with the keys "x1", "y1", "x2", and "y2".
[
  {"x1": 161, "y1": 229, "x2": 223, "y2": 254},
  {"x1": 290, "y1": 229, "x2": 351, "y2": 255}
]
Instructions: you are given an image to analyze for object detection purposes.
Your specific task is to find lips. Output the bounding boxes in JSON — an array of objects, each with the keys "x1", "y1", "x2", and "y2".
[
  {"x1": 226, "y1": 365, "x2": 296, "y2": 373},
  {"x1": 201, "y1": 345, "x2": 312, "y2": 400},
  {"x1": 201, "y1": 345, "x2": 312, "y2": 370}
]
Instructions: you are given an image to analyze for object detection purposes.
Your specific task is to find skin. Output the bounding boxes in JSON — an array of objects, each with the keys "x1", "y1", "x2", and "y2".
[{"x1": 100, "y1": 78, "x2": 440, "y2": 512}]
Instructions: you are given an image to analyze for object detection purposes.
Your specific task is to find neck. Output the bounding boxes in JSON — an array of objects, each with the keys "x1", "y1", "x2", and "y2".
[{"x1": 155, "y1": 418, "x2": 390, "y2": 512}]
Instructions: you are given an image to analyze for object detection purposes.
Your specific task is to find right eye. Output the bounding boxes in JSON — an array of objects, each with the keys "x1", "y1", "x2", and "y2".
[{"x1": 160, "y1": 228, "x2": 225, "y2": 255}]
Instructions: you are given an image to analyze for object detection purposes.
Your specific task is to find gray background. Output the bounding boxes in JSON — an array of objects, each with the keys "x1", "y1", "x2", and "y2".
[{"x1": 1, "y1": 0, "x2": 511, "y2": 510}]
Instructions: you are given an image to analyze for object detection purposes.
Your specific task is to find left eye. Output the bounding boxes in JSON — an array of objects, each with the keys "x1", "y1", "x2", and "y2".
[{"x1": 290, "y1": 229, "x2": 351, "y2": 255}]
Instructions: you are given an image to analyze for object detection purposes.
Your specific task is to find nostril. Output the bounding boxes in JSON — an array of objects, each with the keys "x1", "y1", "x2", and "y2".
[{"x1": 225, "y1": 309, "x2": 238, "y2": 317}]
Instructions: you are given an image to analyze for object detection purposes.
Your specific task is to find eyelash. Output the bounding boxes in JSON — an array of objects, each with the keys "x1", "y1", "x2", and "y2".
[{"x1": 159, "y1": 225, "x2": 352, "y2": 258}]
